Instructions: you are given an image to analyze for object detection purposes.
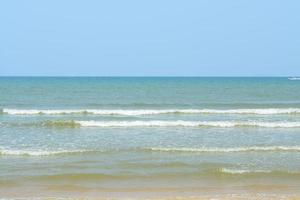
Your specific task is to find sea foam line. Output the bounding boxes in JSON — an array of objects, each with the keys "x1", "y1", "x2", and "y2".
[
  {"x1": 76, "y1": 120, "x2": 300, "y2": 128},
  {"x1": 2, "y1": 146, "x2": 300, "y2": 156},
  {"x1": 146, "y1": 146, "x2": 300, "y2": 152},
  {"x1": 3, "y1": 108, "x2": 300, "y2": 115},
  {"x1": 220, "y1": 168, "x2": 272, "y2": 174},
  {"x1": 0, "y1": 149, "x2": 97, "y2": 156},
  {"x1": 219, "y1": 168, "x2": 300, "y2": 175}
]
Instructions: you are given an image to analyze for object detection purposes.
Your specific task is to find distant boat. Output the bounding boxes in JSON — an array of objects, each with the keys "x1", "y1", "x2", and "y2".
[{"x1": 288, "y1": 77, "x2": 300, "y2": 80}]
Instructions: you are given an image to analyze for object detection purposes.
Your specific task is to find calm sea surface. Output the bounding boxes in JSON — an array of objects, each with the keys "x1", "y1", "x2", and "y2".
[{"x1": 1, "y1": 77, "x2": 300, "y2": 197}]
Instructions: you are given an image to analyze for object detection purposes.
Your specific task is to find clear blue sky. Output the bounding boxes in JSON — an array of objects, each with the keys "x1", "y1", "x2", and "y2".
[{"x1": 0, "y1": 0, "x2": 299, "y2": 76}]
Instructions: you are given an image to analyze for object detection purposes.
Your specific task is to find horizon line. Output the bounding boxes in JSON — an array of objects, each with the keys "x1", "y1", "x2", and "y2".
[{"x1": 0, "y1": 75, "x2": 297, "y2": 78}]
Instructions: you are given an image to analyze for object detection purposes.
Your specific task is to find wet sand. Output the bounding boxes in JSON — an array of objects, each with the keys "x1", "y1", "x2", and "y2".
[{"x1": 1, "y1": 184, "x2": 300, "y2": 199}]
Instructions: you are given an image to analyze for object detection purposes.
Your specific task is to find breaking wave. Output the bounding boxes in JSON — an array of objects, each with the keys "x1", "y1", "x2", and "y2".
[
  {"x1": 0, "y1": 149, "x2": 99, "y2": 156},
  {"x1": 2, "y1": 108, "x2": 300, "y2": 115},
  {"x1": 5, "y1": 120, "x2": 300, "y2": 128},
  {"x1": 217, "y1": 168, "x2": 300, "y2": 177},
  {"x1": 220, "y1": 168, "x2": 272, "y2": 174},
  {"x1": 76, "y1": 120, "x2": 300, "y2": 128},
  {"x1": 146, "y1": 146, "x2": 300, "y2": 152}
]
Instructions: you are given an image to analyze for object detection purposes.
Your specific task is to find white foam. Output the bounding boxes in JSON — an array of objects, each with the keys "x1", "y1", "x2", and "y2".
[
  {"x1": 76, "y1": 120, "x2": 300, "y2": 128},
  {"x1": 77, "y1": 120, "x2": 204, "y2": 127},
  {"x1": 147, "y1": 146, "x2": 300, "y2": 152},
  {"x1": 220, "y1": 168, "x2": 271, "y2": 174},
  {"x1": 3, "y1": 108, "x2": 300, "y2": 115},
  {"x1": 0, "y1": 149, "x2": 95, "y2": 156},
  {"x1": 288, "y1": 77, "x2": 300, "y2": 81}
]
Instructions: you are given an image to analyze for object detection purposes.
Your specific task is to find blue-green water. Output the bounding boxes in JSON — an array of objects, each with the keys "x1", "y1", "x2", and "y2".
[{"x1": 1, "y1": 77, "x2": 300, "y2": 197}]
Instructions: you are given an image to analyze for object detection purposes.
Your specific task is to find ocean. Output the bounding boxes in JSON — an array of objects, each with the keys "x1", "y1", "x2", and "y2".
[{"x1": 1, "y1": 77, "x2": 300, "y2": 198}]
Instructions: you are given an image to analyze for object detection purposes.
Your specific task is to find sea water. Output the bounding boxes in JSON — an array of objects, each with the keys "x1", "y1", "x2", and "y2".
[{"x1": 1, "y1": 77, "x2": 300, "y2": 197}]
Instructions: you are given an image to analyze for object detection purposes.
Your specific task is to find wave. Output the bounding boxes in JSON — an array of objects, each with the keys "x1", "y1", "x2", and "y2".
[
  {"x1": 2, "y1": 146, "x2": 300, "y2": 157},
  {"x1": 0, "y1": 149, "x2": 99, "y2": 156},
  {"x1": 3, "y1": 108, "x2": 300, "y2": 115},
  {"x1": 5, "y1": 120, "x2": 300, "y2": 128},
  {"x1": 146, "y1": 146, "x2": 300, "y2": 153},
  {"x1": 76, "y1": 120, "x2": 300, "y2": 128},
  {"x1": 220, "y1": 168, "x2": 272, "y2": 174},
  {"x1": 41, "y1": 120, "x2": 81, "y2": 128},
  {"x1": 217, "y1": 168, "x2": 300, "y2": 177},
  {"x1": 288, "y1": 77, "x2": 300, "y2": 81}
]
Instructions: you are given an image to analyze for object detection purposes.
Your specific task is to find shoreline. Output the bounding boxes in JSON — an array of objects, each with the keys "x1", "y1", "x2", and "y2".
[{"x1": 1, "y1": 185, "x2": 300, "y2": 199}]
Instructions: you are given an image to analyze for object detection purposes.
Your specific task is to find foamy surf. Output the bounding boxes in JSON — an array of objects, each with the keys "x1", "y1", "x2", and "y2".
[
  {"x1": 218, "y1": 168, "x2": 300, "y2": 176},
  {"x1": 288, "y1": 77, "x2": 300, "y2": 81},
  {"x1": 7, "y1": 120, "x2": 300, "y2": 128},
  {"x1": 3, "y1": 108, "x2": 300, "y2": 115},
  {"x1": 76, "y1": 120, "x2": 300, "y2": 128},
  {"x1": 220, "y1": 168, "x2": 272, "y2": 174},
  {"x1": 146, "y1": 146, "x2": 300, "y2": 152},
  {"x1": 0, "y1": 149, "x2": 98, "y2": 156}
]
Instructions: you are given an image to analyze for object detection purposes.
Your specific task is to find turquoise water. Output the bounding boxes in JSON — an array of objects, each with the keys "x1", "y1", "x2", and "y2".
[{"x1": 1, "y1": 77, "x2": 300, "y2": 197}]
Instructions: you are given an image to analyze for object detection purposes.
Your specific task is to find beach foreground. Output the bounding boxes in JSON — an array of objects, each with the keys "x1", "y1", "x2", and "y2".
[
  {"x1": 1, "y1": 77, "x2": 300, "y2": 199},
  {"x1": 1, "y1": 164, "x2": 300, "y2": 199},
  {"x1": 1, "y1": 185, "x2": 300, "y2": 199},
  {"x1": 2, "y1": 188, "x2": 300, "y2": 200}
]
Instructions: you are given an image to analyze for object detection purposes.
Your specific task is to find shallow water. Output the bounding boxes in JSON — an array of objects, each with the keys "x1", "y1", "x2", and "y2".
[{"x1": 1, "y1": 77, "x2": 300, "y2": 197}]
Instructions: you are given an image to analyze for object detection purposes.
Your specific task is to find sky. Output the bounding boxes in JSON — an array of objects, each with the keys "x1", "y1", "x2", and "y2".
[{"x1": 0, "y1": 0, "x2": 299, "y2": 76}]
